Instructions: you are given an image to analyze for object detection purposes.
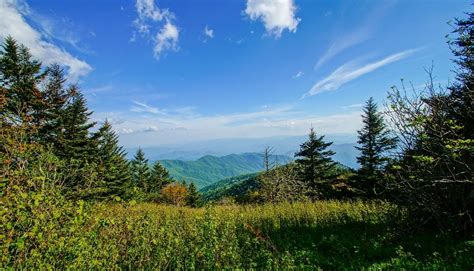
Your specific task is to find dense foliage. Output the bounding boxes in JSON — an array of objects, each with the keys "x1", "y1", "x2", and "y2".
[{"x1": 2, "y1": 199, "x2": 473, "y2": 269}]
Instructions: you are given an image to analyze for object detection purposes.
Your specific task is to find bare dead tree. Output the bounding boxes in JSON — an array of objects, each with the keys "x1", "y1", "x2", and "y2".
[{"x1": 262, "y1": 145, "x2": 275, "y2": 172}]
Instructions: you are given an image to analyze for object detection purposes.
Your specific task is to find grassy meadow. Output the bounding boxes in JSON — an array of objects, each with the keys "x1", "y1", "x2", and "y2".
[{"x1": 2, "y1": 199, "x2": 472, "y2": 269}]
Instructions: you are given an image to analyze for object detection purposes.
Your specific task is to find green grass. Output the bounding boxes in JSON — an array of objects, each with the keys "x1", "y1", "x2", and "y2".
[{"x1": 2, "y1": 199, "x2": 473, "y2": 269}]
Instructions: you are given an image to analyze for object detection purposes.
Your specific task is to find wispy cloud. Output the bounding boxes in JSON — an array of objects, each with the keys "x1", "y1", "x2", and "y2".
[
  {"x1": 132, "y1": 0, "x2": 179, "y2": 59},
  {"x1": 292, "y1": 71, "x2": 304, "y2": 79},
  {"x1": 130, "y1": 101, "x2": 167, "y2": 115},
  {"x1": 315, "y1": 2, "x2": 395, "y2": 70},
  {"x1": 23, "y1": 6, "x2": 93, "y2": 54},
  {"x1": 244, "y1": 0, "x2": 300, "y2": 38},
  {"x1": 84, "y1": 84, "x2": 114, "y2": 94},
  {"x1": 341, "y1": 103, "x2": 364, "y2": 110},
  {"x1": 303, "y1": 48, "x2": 419, "y2": 98},
  {"x1": 0, "y1": 0, "x2": 92, "y2": 81},
  {"x1": 204, "y1": 25, "x2": 214, "y2": 39},
  {"x1": 315, "y1": 27, "x2": 371, "y2": 69}
]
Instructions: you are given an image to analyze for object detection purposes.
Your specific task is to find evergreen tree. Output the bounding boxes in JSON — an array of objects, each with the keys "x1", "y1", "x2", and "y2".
[
  {"x1": 38, "y1": 64, "x2": 72, "y2": 146},
  {"x1": 356, "y1": 97, "x2": 397, "y2": 194},
  {"x1": 149, "y1": 161, "x2": 173, "y2": 193},
  {"x1": 58, "y1": 89, "x2": 97, "y2": 191},
  {"x1": 0, "y1": 36, "x2": 44, "y2": 122},
  {"x1": 446, "y1": 12, "x2": 474, "y2": 181},
  {"x1": 186, "y1": 182, "x2": 201, "y2": 207},
  {"x1": 93, "y1": 120, "x2": 131, "y2": 199},
  {"x1": 130, "y1": 148, "x2": 151, "y2": 189},
  {"x1": 295, "y1": 128, "x2": 337, "y2": 197},
  {"x1": 59, "y1": 89, "x2": 96, "y2": 161}
]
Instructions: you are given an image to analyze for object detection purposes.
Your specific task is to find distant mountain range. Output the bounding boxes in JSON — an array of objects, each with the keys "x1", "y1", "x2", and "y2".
[
  {"x1": 125, "y1": 134, "x2": 358, "y2": 161},
  {"x1": 124, "y1": 136, "x2": 360, "y2": 188},
  {"x1": 159, "y1": 153, "x2": 292, "y2": 188}
]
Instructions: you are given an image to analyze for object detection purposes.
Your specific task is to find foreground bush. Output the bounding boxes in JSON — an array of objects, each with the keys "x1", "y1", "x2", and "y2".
[{"x1": 1, "y1": 199, "x2": 473, "y2": 269}]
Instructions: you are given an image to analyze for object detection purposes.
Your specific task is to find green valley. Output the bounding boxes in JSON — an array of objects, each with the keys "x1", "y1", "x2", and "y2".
[{"x1": 159, "y1": 153, "x2": 291, "y2": 188}]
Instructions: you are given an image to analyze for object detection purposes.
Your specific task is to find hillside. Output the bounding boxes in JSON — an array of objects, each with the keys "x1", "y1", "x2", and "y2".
[
  {"x1": 201, "y1": 162, "x2": 353, "y2": 202},
  {"x1": 159, "y1": 153, "x2": 291, "y2": 188},
  {"x1": 200, "y1": 173, "x2": 260, "y2": 201}
]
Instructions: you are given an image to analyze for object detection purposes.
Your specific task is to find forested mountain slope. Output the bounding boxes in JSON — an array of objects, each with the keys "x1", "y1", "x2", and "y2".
[{"x1": 159, "y1": 153, "x2": 291, "y2": 188}]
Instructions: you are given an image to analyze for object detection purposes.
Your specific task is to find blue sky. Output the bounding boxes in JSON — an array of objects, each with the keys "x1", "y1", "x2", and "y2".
[{"x1": 0, "y1": 0, "x2": 471, "y2": 147}]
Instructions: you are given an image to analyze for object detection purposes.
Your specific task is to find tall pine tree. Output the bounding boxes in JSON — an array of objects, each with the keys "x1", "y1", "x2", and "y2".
[
  {"x1": 295, "y1": 128, "x2": 337, "y2": 197},
  {"x1": 149, "y1": 161, "x2": 173, "y2": 193},
  {"x1": 130, "y1": 148, "x2": 151, "y2": 190},
  {"x1": 356, "y1": 97, "x2": 397, "y2": 194},
  {"x1": 59, "y1": 89, "x2": 96, "y2": 161},
  {"x1": 0, "y1": 36, "x2": 44, "y2": 123},
  {"x1": 59, "y1": 89, "x2": 97, "y2": 191},
  {"x1": 93, "y1": 120, "x2": 131, "y2": 199},
  {"x1": 446, "y1": 13, "x2": 474, "y2": 182},
  {"x1": 38, "y1": 64, "x2": 72, "y2": 147}
]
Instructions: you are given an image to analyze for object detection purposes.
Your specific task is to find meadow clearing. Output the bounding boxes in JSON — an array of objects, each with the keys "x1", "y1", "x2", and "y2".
[{"x1": 2, "y1": 199, "x2": 472, "y2": 269}]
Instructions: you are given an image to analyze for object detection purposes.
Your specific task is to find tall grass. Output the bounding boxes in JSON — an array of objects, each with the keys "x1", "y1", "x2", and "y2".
[{"x1": 1, "y1": 199, "x2": 472, "y2": 269}]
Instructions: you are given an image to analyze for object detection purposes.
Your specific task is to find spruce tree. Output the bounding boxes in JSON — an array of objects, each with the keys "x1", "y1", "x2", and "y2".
[
  {"x1": 446, "y1": 12, "x2": 474, "y2": 181},
  {"x1": 0, "y1": 36, "x2": 43, "y2": 122},
  {"x1": 130, "y1": 148, "x2": 151, "y2": 190},
  {"x1": 149, "y1": 161, "x2": 173, "y2": 193},
  {"x1": 58, "y1": 88, "x2": 97, "y2": 191},
  {"x1": 295, "y1": 128, "x2": 337, "y2": 196},
  {"x1": 59, "y1": 89, "x2": 96, "y2": 161},
  {"x1": 186, "y1": 182, "x2": 201, "y2": 207},
  {"x1": 38, "y1": 64, "x2": 72, "y2": 146},
  {"x1": 356, "y1": 97, "x2": 397, "y2": 194},
  {"x1": 93, "y1": 120, "x2": 131, "y2": 199}
]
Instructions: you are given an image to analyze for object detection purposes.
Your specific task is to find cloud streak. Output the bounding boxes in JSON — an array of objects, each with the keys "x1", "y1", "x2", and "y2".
[
  {"x1": 292, "y1": 71, "x2": 304, "y2": 79},
  {"x1": 303, "y1": 48, "x2": 419, "y2": 98},
  {"x1": 315, "y1": 27, "x2": 371, "y2": 69},
  {"x1": 130, "y1": 101, "x2": 167, "y2": 115},
  {"x1": 0, "y1": 0, "x2": 92, "y2": 81}
]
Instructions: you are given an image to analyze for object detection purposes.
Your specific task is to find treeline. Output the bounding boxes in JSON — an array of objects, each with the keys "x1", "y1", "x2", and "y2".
[
  {"x1": 239, "y1": 14, "x2": 473, "y2": 234},
  {"x1": 0, "y1": 36, "x2": 199, "y2": 206}
]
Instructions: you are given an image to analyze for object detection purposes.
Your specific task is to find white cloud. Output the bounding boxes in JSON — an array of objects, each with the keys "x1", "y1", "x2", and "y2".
[
  {"x1": 341, "y1": 103, "x2": 364, "y2": 109},
  {"x1": 133, "y1": 0, "x2": 179, "y2": 59},
  {"x1": 154, "y1": 20, "x2": 179, "y2": 59},
  {"x1": 315, "y1": 27, "x2": 371, "y2": 69},
  {"x1": 292, "y1": 71, "x2": 304, "y2": 79},
  {"x1": 130, "y1": 101, "x2": 166, "y2": 115},
  {"x1": 245, "y1": 0, "x2": 300, "y2": 38},
  {"x1": 204, "y1": 25, "x2": 214, "y2": 38},
  {"x1": 304, "y1": 49, "x2": 419, "y2": 98},
  {"x1": 0, "y1": 0, "x2": 92, "y2": 81}
]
